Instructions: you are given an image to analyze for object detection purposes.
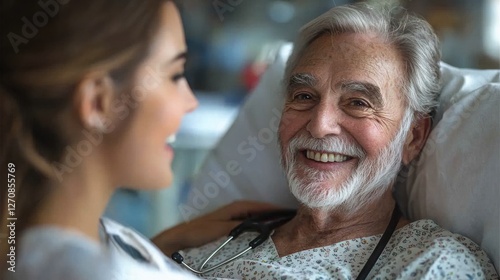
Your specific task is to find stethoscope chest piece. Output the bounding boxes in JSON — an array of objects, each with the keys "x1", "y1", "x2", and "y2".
[{"x1": 172, "y1": 209, "x2": 297, "y2": 274}]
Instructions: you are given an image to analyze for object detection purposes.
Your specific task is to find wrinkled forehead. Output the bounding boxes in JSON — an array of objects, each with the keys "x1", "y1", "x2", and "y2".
[{"x1": 292, "y1": 33, "x2": 406, "y2": 96}]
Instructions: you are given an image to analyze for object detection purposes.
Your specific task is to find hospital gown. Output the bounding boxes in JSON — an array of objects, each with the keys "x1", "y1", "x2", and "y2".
[{"x1": 180, "y1": 219, "x2": 498, "y2": 279}]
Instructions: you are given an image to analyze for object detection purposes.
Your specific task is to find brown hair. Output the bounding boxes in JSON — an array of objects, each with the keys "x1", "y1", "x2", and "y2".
[{"x1": 0, "y1": 0, "x2": 168, "y2": 262}]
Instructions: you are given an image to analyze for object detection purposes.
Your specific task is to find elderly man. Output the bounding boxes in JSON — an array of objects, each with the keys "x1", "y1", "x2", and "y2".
[{"x1": 177, "y1": 4, "x2": 497, "y2": 279}]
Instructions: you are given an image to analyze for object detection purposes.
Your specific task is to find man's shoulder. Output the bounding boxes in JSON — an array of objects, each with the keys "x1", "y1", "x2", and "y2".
[
  {"x1": 395, "y1": 219, "x2": 484, "y2": 256},
  {"x1": 388, "y1": 219, "x2": 498, "y2": 279},
  {"x1": 398, "y1": 219, "x2": 483, "y2": 251}
]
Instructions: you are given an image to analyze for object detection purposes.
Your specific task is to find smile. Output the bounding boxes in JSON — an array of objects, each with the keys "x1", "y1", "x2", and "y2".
[{"x1": 305, "y1": 150, "x2": 350, "y2": 163}]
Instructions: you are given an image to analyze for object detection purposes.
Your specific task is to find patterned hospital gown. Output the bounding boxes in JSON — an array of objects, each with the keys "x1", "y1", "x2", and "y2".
[{"x1": 180, "y1": 220, "x2": 498, "y2": 279}]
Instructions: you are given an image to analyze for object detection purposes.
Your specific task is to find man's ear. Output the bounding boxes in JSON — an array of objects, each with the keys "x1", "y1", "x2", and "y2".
[
  {"x1": 402, "y1": 116, "x2": 432, "y2": 165},
  {"x1": 73, "y1": 73, "x2": 115, "y2": 131}
]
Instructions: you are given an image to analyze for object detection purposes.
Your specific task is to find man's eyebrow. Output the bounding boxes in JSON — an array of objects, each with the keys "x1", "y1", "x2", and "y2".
[
  {"x1": 339, "y1": 81, "x2": 384, "y2": 107},
  {"x1": 286, "y1": 73, "x2": 317, "y2": 93}
]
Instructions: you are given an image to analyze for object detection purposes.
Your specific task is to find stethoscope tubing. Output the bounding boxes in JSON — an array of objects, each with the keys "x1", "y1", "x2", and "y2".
[
  {"x1": 172, "y1": 205, "x2": 401, "y2": 279},
  {"x1": 356, "y1": 204, "x2": 401, "y2": 280},
  {"x1": 173, "y1": 244, "x2": 253, "y2": 274}
]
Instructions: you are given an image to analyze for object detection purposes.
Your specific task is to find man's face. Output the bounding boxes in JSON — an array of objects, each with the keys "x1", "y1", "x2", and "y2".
[{"x1": 278, "y1": 32, "x2": 410, "y2": 210}]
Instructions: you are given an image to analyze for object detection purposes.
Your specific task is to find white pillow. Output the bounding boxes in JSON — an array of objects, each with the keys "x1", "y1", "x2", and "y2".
[
  {"x1": 180, "y1": 44, "x2": 295, "y2": 220},
  {"x1": 402, "y1": 64, "x2": 500, "y2": 270},
  {"x1": 183, "y1": 44, "x2": 500, "y2": 270}
]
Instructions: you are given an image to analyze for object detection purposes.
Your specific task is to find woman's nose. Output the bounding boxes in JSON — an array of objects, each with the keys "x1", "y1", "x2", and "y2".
[{"x1": 184, "y1": 84, "x2": 198, "y2": 113}]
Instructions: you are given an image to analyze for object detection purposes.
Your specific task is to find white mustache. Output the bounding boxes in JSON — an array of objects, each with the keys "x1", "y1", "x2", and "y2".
[{"x1": 287, "y1": 134, "x2": 366, "y2": 159}]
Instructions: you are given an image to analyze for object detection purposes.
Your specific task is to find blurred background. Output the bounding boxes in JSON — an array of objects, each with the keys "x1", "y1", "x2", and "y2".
[{"x1": 105, "y1": 0, "x2": 500, "y2": 237}]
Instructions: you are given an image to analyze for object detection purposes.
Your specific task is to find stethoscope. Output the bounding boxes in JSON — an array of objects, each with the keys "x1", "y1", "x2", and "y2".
[
  {"x1": 172, "y1": 205, "x2": 401, "y2": 280},
  {"x1": 172, "y1": 209, "x2": 297, "y2": 274}
]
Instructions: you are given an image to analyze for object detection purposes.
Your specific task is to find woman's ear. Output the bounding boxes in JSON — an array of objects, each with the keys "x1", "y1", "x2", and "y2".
[
  {"x1": 402, "y1": 116, "x2": 432, "y2": 165},
  {"x1": 73, "y1": 73, "x2": 115, "y2": 131}
]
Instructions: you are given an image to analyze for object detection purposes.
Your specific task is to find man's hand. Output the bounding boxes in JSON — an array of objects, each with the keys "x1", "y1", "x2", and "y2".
[{"x1": 151, "y1": 200, "x2": 282, "y2": 256}]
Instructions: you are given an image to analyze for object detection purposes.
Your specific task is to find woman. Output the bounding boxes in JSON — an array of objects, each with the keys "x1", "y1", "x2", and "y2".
[{"x1": 0, "y1": 0, "x2": 275, "y2": 279}]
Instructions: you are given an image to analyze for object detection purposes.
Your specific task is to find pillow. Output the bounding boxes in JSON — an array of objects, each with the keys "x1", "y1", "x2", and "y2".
[
  {"x1": 401, "y1": 65, "x2": 500, "y2": 270},
  {"x1": 182, "y1": 44, "x2": 500, "y2": 270},
  {"x1": 180, "y1": 43, "x2": 295, "y2": 220}
]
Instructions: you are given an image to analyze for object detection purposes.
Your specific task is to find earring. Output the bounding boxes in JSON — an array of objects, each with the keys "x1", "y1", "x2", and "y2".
[{"x1": 89, "y1": 115, "x2": 105, "y2": 131}]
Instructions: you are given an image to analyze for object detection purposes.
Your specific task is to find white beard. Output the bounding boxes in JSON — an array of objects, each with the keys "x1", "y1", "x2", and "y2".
[{"x1": 280, "y1": 109, "x2": 413, "y2": 214}]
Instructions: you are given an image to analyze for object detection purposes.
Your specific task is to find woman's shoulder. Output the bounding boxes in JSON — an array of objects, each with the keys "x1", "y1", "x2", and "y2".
[
  {"x1": 12, "y1": 226, "x2": 111, "y2": 280},
  {"x1": 100, "y1": 217, "x2": 200, "y2": 279},
  {"x1": 11, "y1": 222, "x2": 200, "y2": 280}
]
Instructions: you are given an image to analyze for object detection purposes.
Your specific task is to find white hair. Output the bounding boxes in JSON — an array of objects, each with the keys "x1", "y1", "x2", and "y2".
[{"x1": 284, "y1": 3, "x2": 441, "y2": 117}]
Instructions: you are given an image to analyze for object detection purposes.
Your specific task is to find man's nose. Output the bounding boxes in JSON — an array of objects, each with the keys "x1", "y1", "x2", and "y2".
[{"x1": 306, "y1": 101, "x2": 342, "y2": 138}]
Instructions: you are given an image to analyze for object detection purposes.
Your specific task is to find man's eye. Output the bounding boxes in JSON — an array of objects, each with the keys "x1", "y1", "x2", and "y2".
[
  {"x1": 349, "y1": 99, "x2": 370, "y2": 107},
  {"x1": 286, "y1": 92, "x2": 316, "y2": 111},
  {"x1": 293, "y1": 93, "x2": 313, "y2": 101}
]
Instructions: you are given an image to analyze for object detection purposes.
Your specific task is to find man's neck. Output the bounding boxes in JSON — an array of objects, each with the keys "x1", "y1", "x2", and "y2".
[{"x1": 272, "y1": 190, "x2": 409, "y2": 257}]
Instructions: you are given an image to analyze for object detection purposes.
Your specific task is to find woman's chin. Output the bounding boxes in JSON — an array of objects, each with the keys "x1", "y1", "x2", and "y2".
[{"x1": 139, "y1": 168, "x2": 174, "y2": 190}]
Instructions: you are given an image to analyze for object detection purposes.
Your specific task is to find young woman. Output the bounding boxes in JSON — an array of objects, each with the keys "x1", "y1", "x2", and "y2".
[{"x1": 0, "y1": 0, "x2": 275, "y2": 279}]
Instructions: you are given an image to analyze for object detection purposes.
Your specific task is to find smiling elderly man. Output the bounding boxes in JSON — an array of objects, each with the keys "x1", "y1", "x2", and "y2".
[{"x1": 178, "y1": 4, "x2": 498, "y2": 279}]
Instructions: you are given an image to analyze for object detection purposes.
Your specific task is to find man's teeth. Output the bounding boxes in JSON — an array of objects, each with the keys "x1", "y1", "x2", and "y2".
[
  {"x1": 166, "y1": 134, "x2": 176, "y2": 144},
  {"x1": 306, "y1": 150, "x2": 348, "y2": 163}
]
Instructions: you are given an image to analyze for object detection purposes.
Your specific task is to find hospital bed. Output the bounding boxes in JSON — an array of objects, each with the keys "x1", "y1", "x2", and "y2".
[{"x1": 184, "y1": 43, "x2": 500, "y2": 272}]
